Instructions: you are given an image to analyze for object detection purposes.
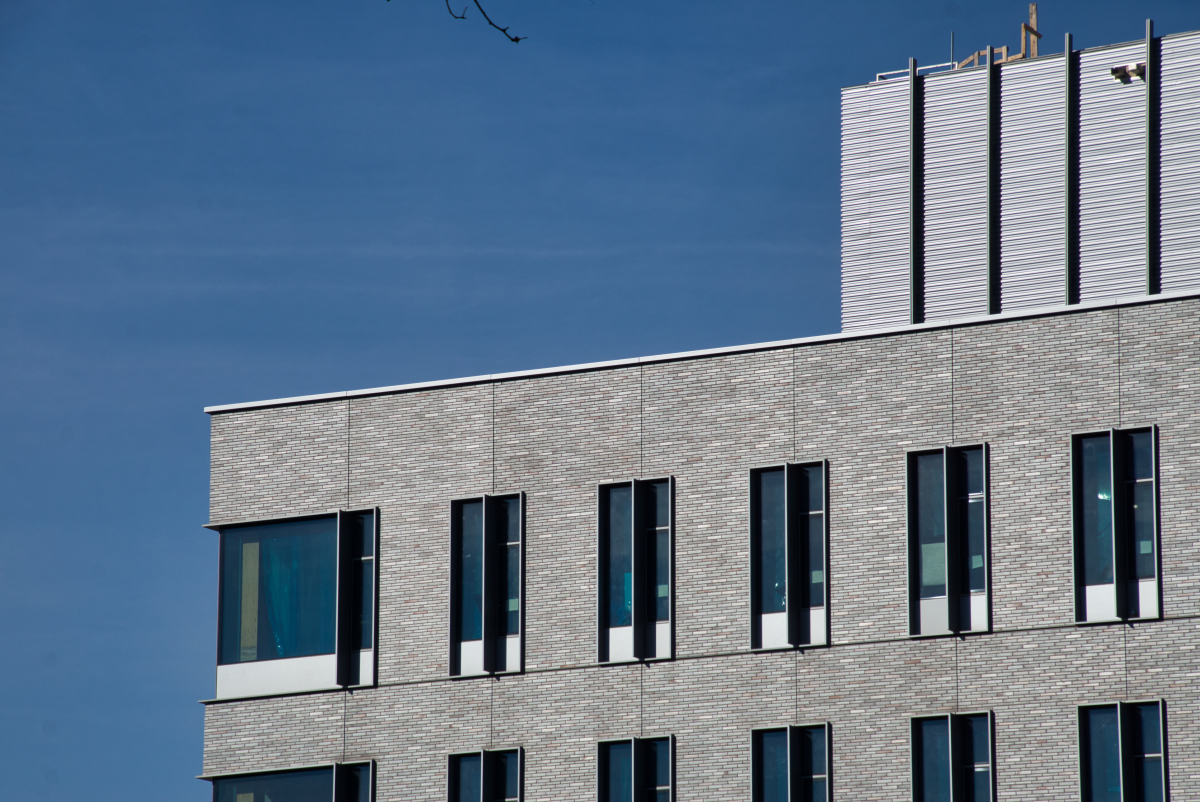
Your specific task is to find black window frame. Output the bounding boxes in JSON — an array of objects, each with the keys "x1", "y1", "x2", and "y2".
[
  {"x1": 207, "y1": 760, "x2": 374, "y2": 802},
  {"x1": 449, "y1": 492, "x2": 526, "y2": 677},
  {"x1": 212, "y1": 508, "x2": 380, "y2": 688},
  {"x1": 751, "y1": 723, "x2": 833, "y2": 802},
  {"x1": 448, "y1": 748, "x2": 524, "y2": 802},
  {"x1": 906, "y1": 445, "x2": 991, "y2": 637},
  {"x1": 597, "y1": 735, "x2": 675, "y2": 802},
  {"x1": 1071, "y1": 427, "x2": 1161, "y2": 623},
  {"x1": 597, "y1": 477, "x2": 675, "y2": 663},
  {"x1": 909, "y1": 712, "x2": 995, "y2": 802},
  {"x1": 1078, "y1": 700, "x2": 1168, "y2": 802}
]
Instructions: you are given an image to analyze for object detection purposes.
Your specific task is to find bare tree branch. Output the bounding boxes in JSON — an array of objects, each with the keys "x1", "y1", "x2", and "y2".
[
  {"x1": 472, "y1": 0, "x2": 525, "y2": 42},
  {"x1": 444, "y1": 0, "x2": 467, "y2": 20}
]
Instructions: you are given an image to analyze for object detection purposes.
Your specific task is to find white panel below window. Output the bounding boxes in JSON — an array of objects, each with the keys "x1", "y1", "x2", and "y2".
[
  {"x1": 495, "y1": 634, "x2": 521, "y2": 672},
  {"x1": 216, "y1": 653, "x2": 338, "y2": 700},
  {"x1": 919, "y1": 597, "x2": 949, "y2": 636},
  {"x1": 647, "y1": 621, "x2": 671, "y2": 659},
  {"x1": 807, "y1": 606, "x2": 827, "y2": 646},
  {"x1": 1085, "y1": 583, "x2": 1118, "y2": 622},
  {"x1": 959, "y1": 593, "x2": 988, "y2": 633},
  {"x1": 459, "y1": 639, "x2": 485, "y2": 675},
  {"x1": 760, "y1": 611, "x2": 789, "y2": 649},
  {"x1": 607, "y1": 626, "x2": 634, "y2": 662},
  {"x1": 1133, "y1": 578, "x2": 1159, "y2": 619},
  {"x1": 354, "y1": 649, "x2": 374, "y2": 686}
]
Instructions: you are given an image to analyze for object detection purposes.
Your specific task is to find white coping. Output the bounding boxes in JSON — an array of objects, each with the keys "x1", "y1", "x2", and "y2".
[{"x1": 204, "y1": 289, "x2": 1200, "y2": 415}]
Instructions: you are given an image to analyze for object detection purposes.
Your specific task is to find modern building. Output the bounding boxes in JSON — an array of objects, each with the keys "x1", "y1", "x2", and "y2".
[{"x1": 200, "y1": 19, "x2": 1200, "y2": 802}]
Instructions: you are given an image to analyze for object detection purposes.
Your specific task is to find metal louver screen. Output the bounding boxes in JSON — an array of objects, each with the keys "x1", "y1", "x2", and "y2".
[
  {"x1": 1000, "y1": 55, "x2": 1067, "y2": 310},
  {"x1": 841, "y1": 80, "x2": 911, "y2": 331},
  {"x1": 1078, "y1": 42, "x2": 1147, "y2": 301},
  {"x1": 922, "y1": 68, "x2": 989, "y2": 322},
  {"x1": 1160, "y1": 31, "x2": 1200, "y2": 292}
]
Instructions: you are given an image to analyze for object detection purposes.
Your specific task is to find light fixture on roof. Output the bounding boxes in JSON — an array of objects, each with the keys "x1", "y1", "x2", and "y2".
[{"x1": 1111, "y1": 62, "x2": 1147, "y2": 82}]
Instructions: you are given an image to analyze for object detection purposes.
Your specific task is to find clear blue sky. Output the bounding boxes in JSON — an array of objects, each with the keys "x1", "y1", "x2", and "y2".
[{"x1": 2, "y1": 1, "x2": 1198, "y2": 798}]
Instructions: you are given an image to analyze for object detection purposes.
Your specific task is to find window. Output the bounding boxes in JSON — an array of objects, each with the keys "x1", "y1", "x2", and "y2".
[
  {"x1": 449, "y1": 750, "x2": 521, "y2": 802},
  {"x1": 599, "y1": 737, "x2": 673, "y2": 802},
  {"x1": 1079, "y1": 701, "x2": 1165, "y2": 802},
  {"x1": 1073, "y1": 428, "x2": 1159, "y2": 622},
  {"x1": 907, "y1": 447, "x2": 989, "y2": 636},
  {"x1": 212, "y1": 763, "x2": 372, "y2": 802},
  {"x1": 450, "y1": 494, "x2": 524, "y2": 676},
  {"x1": 911, "y1": 713, "x2": 992, "y2": 802},
  {"x1": 598, "y1": 479, "x2": 673, "y2": 662},
  {"x1": 752, "y1": 725, "x2": 830, "y2": 802},
  {"x1": 215, "y1": 510, "x2": 378, "y2": 698},
  {"x1": 750, "y1": 463, "x2": 828, "y2": 649}
]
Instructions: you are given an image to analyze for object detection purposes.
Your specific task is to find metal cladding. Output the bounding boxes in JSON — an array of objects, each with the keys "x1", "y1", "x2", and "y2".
[{"x1": 841, "y1": 27, "x2": 1200, "y2": 331}]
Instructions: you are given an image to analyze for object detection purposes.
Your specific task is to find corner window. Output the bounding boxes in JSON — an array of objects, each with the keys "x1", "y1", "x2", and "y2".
[
  {"x1": 449, "y1": 750, "x2": 521, "y2": 802},
  {"x1": 599, "y1": 737, "x2": 673, "y2": 802},
  {"x1": 215, "y1": 510, "x2": 378, "y2": 698},
  {"x1": 212, "y1": 763, "x2": 372, "y2": 802},
  {"x1": 1074, "y1": 428, "x2": 1159, "y2": 622},
  {"x1": 752, "y1": 725, "x2": 830, "y2": 801},
  {"x1": 598, "y1": 479, "x2": 674, "y2": 662},
  {"x1": 1079, "y1": 701, "x2": 1165, "y2": 802},
  {"x1": 450, "y1": 494, "x2": 524, "y2": 676},
  {"x1": 750, "y1": 462, "x2": 828, "y2": 649},
  {"x1": 907, "y1": 447, "x2": 989, "y2": 636},
  {"x1": 911, "y1": 713, "x2": 992, "y2": 801}
]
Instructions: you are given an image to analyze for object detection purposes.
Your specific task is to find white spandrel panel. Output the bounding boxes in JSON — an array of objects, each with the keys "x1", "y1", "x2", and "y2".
[
  {"x1": 216, "y1": 653, "x2": 339, "y2": 699},
  {"x1": 1160, "y1": 31, "x2": 1200, "y2": 292},
  {"x1": 922, "y1": 67, "x2": 989, "y2": 322},
  {"x1": 1078, "y1": 42, "x2": 1148, "y2": 301},
  {"x1": 999, "y1": 55, "x2": 1067, "y2": 310},
  {"x1": 841, "y1": 80, "x2": 912, "y2": 331}
]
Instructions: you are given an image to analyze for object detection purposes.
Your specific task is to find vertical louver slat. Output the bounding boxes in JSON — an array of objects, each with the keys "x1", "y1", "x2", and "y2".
[
  {"x1": 1000, "y1": 56, "x2": 1067, "y2": 310},
  {"x1": 1079, "y1": 43, "x2": 1147, "y2": 301},
  {"x1": 1159, "y1": 31, "x2": 1200, "y2": 292},
  {"x1": 841, "y1": 80, "x2": 912, "y2": 331},
  {"x1": 922, "y1": 68, "x2": 989, "y2": 322}
]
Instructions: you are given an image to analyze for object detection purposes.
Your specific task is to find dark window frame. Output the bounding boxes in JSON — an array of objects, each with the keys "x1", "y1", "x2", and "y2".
[
  {"x1": 448, "y1": 748, "x2": 524, "y2": 802},
  {"x1": 597, "y1": 478, "x2": 675, "y2": 663},
  {"x1": 207, "y1": 760, "x2": 374, "y2": 802},
  {"x1": 748, "y1": 461, "x2": 831, "y2": 650},
  {"x1": 449, "y1": 493, "x2": 526, "y2": 677},
  {"x1": 598, "y1": 735, "x2": 676, "y2": 802},
  {"x1": 751, "y1": 723, "x2": 833, "y2": 802},
  {"x1": 909, "y1": 712, "x2": 995, "y2": 802},
  {"x1": 1078, "y1": 700, "x2": 1168, "y2": 802},
  {"x1": 213, "y1": 508, "x2": 380, "y2": 688}
]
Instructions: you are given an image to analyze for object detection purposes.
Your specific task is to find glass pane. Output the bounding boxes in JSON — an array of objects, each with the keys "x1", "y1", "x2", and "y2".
[
  {"x1": 1130, "y1": 482, "x2": 1155, "y2": 580},
  {"x1": 803, "y1": 778, "x2": 827, "y2": 802},
  {"x1": 218, "y1": 518, "x2": 338, "y2": 664},
  {"x1": 803, "y1": 464, "x2": 824, "y2": 512},
  {"x1": 758, "y1": 730, "x2": 788, "y2": 802},
  {"x1": 606, "y1": 486, "x2": 633, "y2": 628},
  {"x1": 355, "y1": 512, "x2": 375, "y2": 556},
  {"x1": 800, "y1": 725, "x2": 826, "y2": 776},
  {"x1": 459, "y1": 501, "x2": 484, "y2": 641},
  {"x1": 1128, "y1": 430, "x2": 1154, "y2": 480},
  {"x1": 1135, "y1": 757, "x2": 1164, "y2": 802},
  {"x1": 213, "y1": 768, "x2": 333, "y2": 802},
  {"x1": 344, "y1": 764, "x2": 371, "y2": 802},
  {"x1": 494, "y1": 750, "x2": 520, "y2": 801},
  {"x1": 356, "y1": 560, "x2": 374, "y2": 649},
  {"x1": 962, "y1": 715, "x2": 989, "y2": 766},
  {"x1": 499, "y1": 497, "x2": 521, "y2": 543},
  {"x1": 964, "y1": 499, "x2": 986, "y2": 593},
  {"x1": 648, "y1": 481, "x2": 670, "y2": 529},
  {"x1": 1083, "y1": 706, "x2": 1121, "y2": 802},
  {"x1": 1131, "y1": 703, "x2": 1161, "y2": 755},
  {"x1": 916, "y1": 453, "x2": 946, "y2": 599},
  {"x1": 758, "y1": 469, "x2": 787, "y2": 614},
  {"x1": 961, "y1": 447, "x2": 984, "y2": 495},
  {"x1": 917, "y1": 717, "x2": 950, "y2": 802},
  {"x1": 647, "y1": 738, "x2": 670, "y2": 789},
  {"x1": 965, "y1": 767, "x2": 990, "y2": 802},
  {"x1": 455, "y1": 754, "x2": 482, "y2": 802},
  {"x1": 653, "y1": 791, "x2": 669, "y2": 802},
  {"x1": 652, "y1": 527, "x2": 670, "y2": 621},
  {"x1": 1080, "y1": 435, "x2": 1114, "y2": 586},
  {"x1": 604, "y1": 742, "x2": 633, "y2": 802},
  {"x1": 503, "y1": 543, "x2": 520, "y2": 635},
  {"x1": 806, "y1": 514, "x2": 824, "y2": 607}
]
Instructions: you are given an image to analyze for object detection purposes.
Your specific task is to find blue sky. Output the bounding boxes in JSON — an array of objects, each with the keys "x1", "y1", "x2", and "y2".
[{"x1": 2, "y1": 1, "x2": 1199, "y2": 798}]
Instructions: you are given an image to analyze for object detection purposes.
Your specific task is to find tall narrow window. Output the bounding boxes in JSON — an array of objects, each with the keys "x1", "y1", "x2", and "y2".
[
  {"x1": 212, "y1": 763, "x2": 373, "y2": 802},
  {"x1": 1074, "y1": 428, "x2": 1158, "y2": 623},
  {"x1": 450, "y1": 750, "x2": 521, "y2": 802},
  {"x1": 599, "y1": 479, "x2": 673, "y2": 662},
  {"x1": 1080, "y1": 702, "x2": 1165, "y2": 802},
  {"x1": 911, "y1": 713, "x2": 992, "y2": 802},
  {"x1": 752, "y1": 725, "x2": 830, "y2": 802},
  {"x1": 599, "y1": 737, "x2": 673, "y2": 802},
  {"x1": 750, "y1": 462, "x2": 828, "y2": 650},
  {"x1": 451, "y1": 494, "x2": 524, "y2": 676},
  {"x1": 215, "y1": 510, "x2": 379, "y2": 699},
  {"x1": 908, "y1": 446, "x2": 989, "y2": 637}
]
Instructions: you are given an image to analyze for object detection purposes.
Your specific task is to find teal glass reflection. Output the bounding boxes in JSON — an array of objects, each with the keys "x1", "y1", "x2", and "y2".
[
  {"x1": 603, "y1": 741, "x2": 633, "y2": 802},
  {"x1": 1131, "y1": 703, "x2": 1163, "y2": 802},
  {"x1": 458, "y1": 501, "x2": 484, "y2": 641},
  {"x1": 757, "y1": 730, "x2": 787, "y2": 802},
  {"x1": 648, "y1": 481, "x2": 671, "y2": 622},
  {"x1": 494, "y1": 750, "x2": 520, "y2": 801},
  {"x1": 757, "y1": 469, "x2": 787, "y2": 613},
  {"x1": 454, "y1": 754, "x2": 482, "y2": 802},
  {"x1": 1080, "y1": 435, "x2": 1114, "y2": 586},
  {"x1": 606, "y1": 486, "x2": 633, "y2": 627},
  {"x1": 214, "y1": 768, "x2": 332, "y2": 802},
  {"x1": 917, "y1": 717, "x2": 950, "y2": 802},
  {"x1": 1083, "y1": 706, "x2": 1121, "y2": 802},
  {"x1": 916, "y1": 453, "x2": 947, "y2": 599}
]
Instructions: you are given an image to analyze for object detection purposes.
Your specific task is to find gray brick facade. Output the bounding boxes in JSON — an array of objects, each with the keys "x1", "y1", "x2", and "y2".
[{"x1": 203, "y1": 294, "x2": 1200, "y2": 799}]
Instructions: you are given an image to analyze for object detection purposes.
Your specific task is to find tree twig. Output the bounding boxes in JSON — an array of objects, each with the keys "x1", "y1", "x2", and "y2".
[
  {"x1": 472, "y1": 0, "x2": 525, "y2": 42},
  {"x1": 444, "y1": 0, "x2": 467, "y2": 19}
]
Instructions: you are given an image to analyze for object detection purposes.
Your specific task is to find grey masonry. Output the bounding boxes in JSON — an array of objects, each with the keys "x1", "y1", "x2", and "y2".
[{"x1": 201, "y1": 20, "x2": 1200, "y2": 802}]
